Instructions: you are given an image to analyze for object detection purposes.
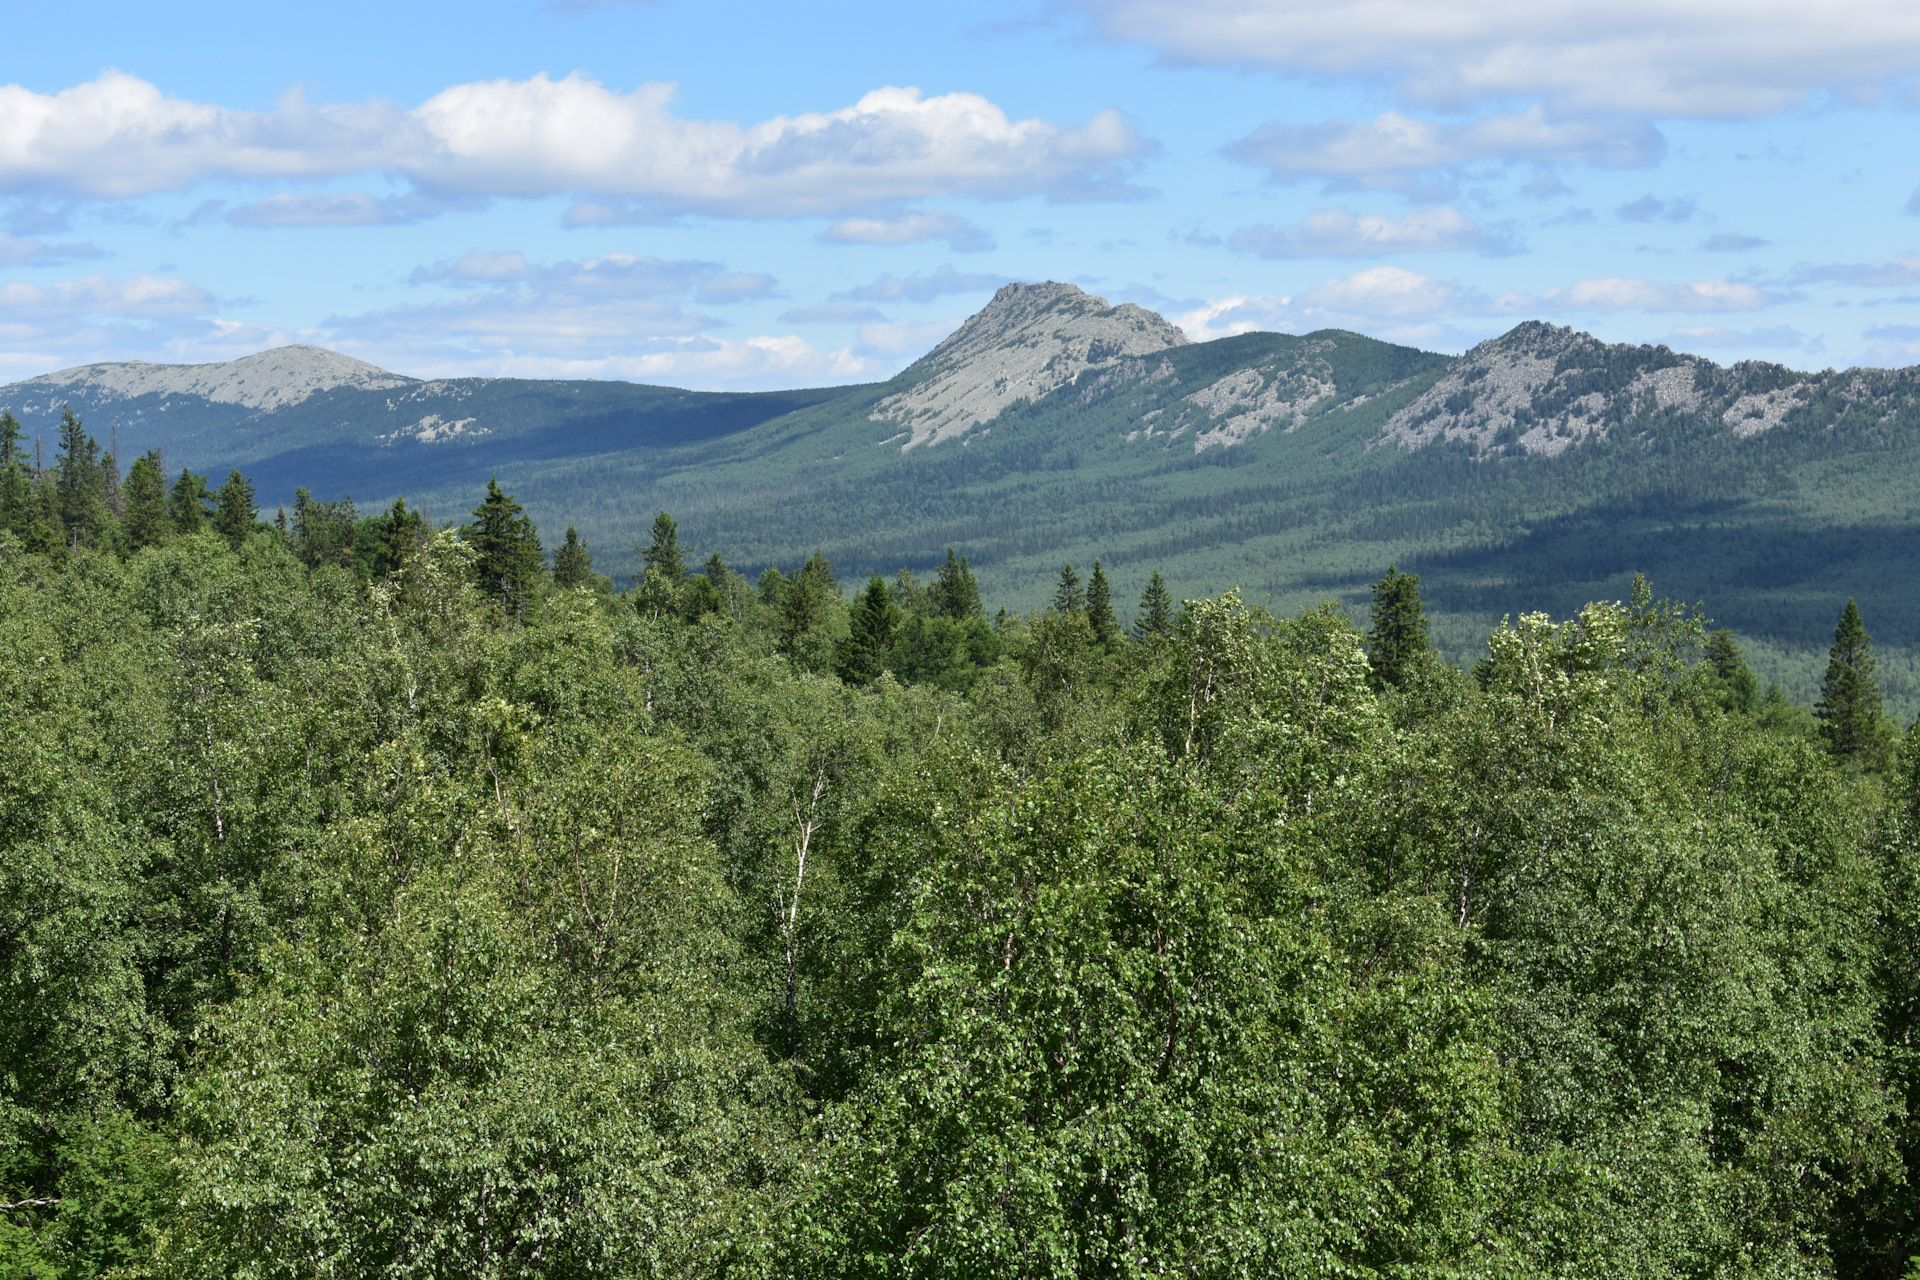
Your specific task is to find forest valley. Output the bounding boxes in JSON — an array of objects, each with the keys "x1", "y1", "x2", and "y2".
[{"x1": 5, "y1": 409, "x2": 1920, "y2": 1280}]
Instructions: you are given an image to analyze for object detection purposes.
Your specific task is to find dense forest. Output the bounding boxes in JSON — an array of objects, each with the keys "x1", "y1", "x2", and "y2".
[{"x1": 5, "y1": 409, "x2": 1920, "y2": 1279}]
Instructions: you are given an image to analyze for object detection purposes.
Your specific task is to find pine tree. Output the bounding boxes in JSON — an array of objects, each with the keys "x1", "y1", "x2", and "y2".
[
  {"x1": 1705, "y1": 629, "x2": 1759, "y2": 714},
  {"x1": 170, "y1": 468, "x2": 210, "y2": 535},
  {"x1": 212, "y1": 470, "x2": 258, "y2": 550},
  {"x1": 554, "y1": 526, "x2": 593, "y2": 587},
  {"x1": 1366, "y1": 564, "x2": 1431, "y2": 690},
  {"x1": 839, "y1": 573, "x2": 901, "y2": 684},
  {"x1": 642, "y1": 511, "x2": 685, "y2": 582},
  {"x1": 1086, "y1": 560, "x2": 1122, "y2": 648},
  {"x1": 466, "y1": 477, "x2": 545, "y2": 621},
  {"x1": 122, "y1": 450, "x2": 170, "y2": 550},
  {"x1": 1817, "y1": 598, "x2": 1885, "y2": 761},
  {"x1": 1133, "y1": 570, "x2": 1173, "y2": 641},
  {"x1": 1052, "y1": 563, "x2": 1084, "y2": 614},
  {"x1": 927, "y1": 548, "x2": 981, "y2": 620}
]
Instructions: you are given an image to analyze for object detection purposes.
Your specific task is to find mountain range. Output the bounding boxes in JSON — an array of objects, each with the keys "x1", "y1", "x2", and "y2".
[{"x1": 10, "y1": 281, "x2": 1920, "y2": 710}]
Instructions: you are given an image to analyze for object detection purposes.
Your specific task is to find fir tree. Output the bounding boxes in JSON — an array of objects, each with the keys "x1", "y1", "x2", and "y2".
[
  {"x1": 642, "y1": 511, "x2": 685, "y2": 582},
  {"x1": 927, "y1": 549, "x2": 981, "y2": 620},
  {"x1": 553, "y1": 526, "x2": 593, "y2": 587},
  {"x1": 169, "y1": 468, "x2": 210, "y2": 535},
  {"x1": 370, "y1": 497, "x2": 428, "y2": 578},
  {"x1": 122, "y1": 450, "x2": 170, "y2": 550},
  {"x1": 839, "y1": 573, "x2": 901, "y2": 684},
  {"x1": 213, "y1": 470, "x2": 258, "y2": 550},
  {"x1": 466, "y1": 476, "x2": 544, "y2": 621},
  {"x1": 1365, "y1": 564, "x2": 1431, "y2": 690},
  {"x1": 1133, "y1": 570, "x2": 1173, "y2": 641},
  {"x1": 0, "y1": 411, "x2": 34, "y2": 540},
  {"x1": 780, "y1": 550, "x2": 839, "y2": 653},
  {"x1": 1085, "y1": 560, "x2": 1122, "y2": 648},
  {"x1": 1052, "y1": 563, "x2": 1084, "y2": 614},
  {"x1": 1705, "y1": 629, "x2": 1759, "y2": 714},
  {"x1": 1817, "y1": 598, "x2": 1885, "y2": 761},
  {"x1": 54, "y1": 405, "x2": 106, "y2": 547}
]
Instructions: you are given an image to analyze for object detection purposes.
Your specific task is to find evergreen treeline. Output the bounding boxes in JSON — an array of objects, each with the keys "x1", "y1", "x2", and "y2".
[{"x1": 5, "y1": 433, "x2": 1920, "y2": 1278}]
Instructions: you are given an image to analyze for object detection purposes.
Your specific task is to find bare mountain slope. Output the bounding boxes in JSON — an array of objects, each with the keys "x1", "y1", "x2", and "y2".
[{"x1": 16, "y1": 344, "x2": 417, "y2": 414}]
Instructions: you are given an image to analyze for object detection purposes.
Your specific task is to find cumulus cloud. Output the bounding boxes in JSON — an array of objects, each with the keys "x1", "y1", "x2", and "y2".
[
  {"x1": 0, "y1": 71, "x2": 1153, "y2": 217},
  {"x1": 1229, "y1": 108, "x2": 1662, "y2": 189},
  {"x1": 0, "y1": 273, "x2": 213, "y2": 319},
  {"x1": 1664, "y1": 324, "x2": 1807, "y2": 349},
  {"x1": 840, "y1": 266, "x2": 1008, "y2": 303},
  {"x1": 1791, "y1": 255, "x2": 1920, "y2": 286},
  {"x1": 1081, "y1": 0, "x2": 1920, "y2": 117},
  {"x1": 856, "y1": 317, "x2": 966, "y2": 356},
  {"x1": 818, "y1": 210, "x2": 994, "y2": 252},
  {"x1": 1227, "y1": 206, "x2": 1516, "y2": 257}
]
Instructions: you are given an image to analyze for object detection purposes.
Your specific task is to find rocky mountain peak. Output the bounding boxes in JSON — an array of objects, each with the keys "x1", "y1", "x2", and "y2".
[
  {"x1": 13, "y1": 344, "x2": 416, "y2": 414},
  {"x1": 872, "y1": 281, "x2": 1190, "y2": 449}
]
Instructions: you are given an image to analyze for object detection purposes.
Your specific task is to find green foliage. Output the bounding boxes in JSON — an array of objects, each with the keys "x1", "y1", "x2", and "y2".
[
  {"x1": 1821, "y1": 598, "x2": 1893, "y2": 765},
  {"x1": 1051, "y1": 561, "x2": 1084, "y2": 614},
  {"x1": 465, "y1": 476, "x2": 544, "y2": 622},
  {"x1": 643, "y1": 509, "x2": 685, "y2": 581},
  {"x1": 553, "y1": 524, "x2": 593, "y2": 587},
  {"x1": 1085, "y1": 559, "x2": 1121, "y2": 649},
  {"x1": 1366, "y1": 562, "x2": 1430, "y2": 689},
  {"x1": 924, "y1": 548, "x2": 979, "y2": 622},
  {"x1": 1133, "y1": 568, "x2": 1173, "y2": 642},
  {"x1": 168, "y1": 468, "x2": 210, "y2": 535},
  {"x1": 211, "y1": 469, "x2": 257, "y2": 550}
]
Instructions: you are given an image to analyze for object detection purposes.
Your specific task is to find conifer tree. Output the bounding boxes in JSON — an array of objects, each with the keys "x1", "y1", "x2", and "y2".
[
  {"x1": 927, "y1": 548, "x2": 981, "y2": 620},
  {"x1": 780, "y1": 551, "x2": 838, "y2": 650},
  {"x1": 1366, "y1": 564, "x2": 1431, "y2": 690},
  {"x1": 1817, "y1": 597, "x2": 1885, "y2": 761},
  {"x1": 122, "y1": 450, "x2": 170, "y2": 550},
  {"x1": 839, "y1": 574, "x2": 901, "y2": 684},
  {"x1": 1086, "y1": 560, "x2": 1122, "y2": 648},
  {"x1": 370, "y1": 497, "x2": 428, "y2": 577},
  {"x1": 1133, "y1": 570, "x2": 1173, "y2": 641},
  {"x1": 0, "y1": 411, "x2": 34, "y2": 540},
  {"x1": 213, "y1": 469, "x2": 258, "y2": 550},
  {"x1": 642, "y1": 511, "x2": 685, "y2": 581},
  {"x1": 553, "y1": 526, "x2": 593, "y2": 587},
  {"x1": 1052, "y1": 563, "x2": 1084, "y2": 614},
  {"x1": 54, "y1": 405, "x2": 106, "y2": 547},
  {"x1": 1705, "y1": 629, "x2": 1759, "y2": 714},
  {"x1": 169, "y1": 468, "x2": 210, "y2": 534},
  {"x1": 466, "y1": 476, "x2": 544, "y2": 621}
]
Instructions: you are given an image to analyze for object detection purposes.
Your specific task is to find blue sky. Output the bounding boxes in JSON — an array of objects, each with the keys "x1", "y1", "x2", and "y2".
[{"x1": 5, "y1": 0, "x2": 1920, "y2": 387}]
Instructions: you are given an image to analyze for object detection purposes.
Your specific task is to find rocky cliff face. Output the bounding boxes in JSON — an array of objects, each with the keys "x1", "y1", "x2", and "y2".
[
  {"x1": 12, "y1": 344, "x2": 416, "y2": 415},
  {"x1": 870, "y1": 281, "x2": 1189, "y2": 449}
]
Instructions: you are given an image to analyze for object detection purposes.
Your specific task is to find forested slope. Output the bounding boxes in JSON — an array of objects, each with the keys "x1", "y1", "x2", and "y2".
[{"x1": 3, "y1": 448, "x2": 1920, "y2": 1277}]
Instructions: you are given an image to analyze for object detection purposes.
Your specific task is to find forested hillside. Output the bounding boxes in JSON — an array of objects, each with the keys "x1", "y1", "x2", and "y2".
[{"x1": 4, "y1": 409, "x2": 1920, "y2": 1277}]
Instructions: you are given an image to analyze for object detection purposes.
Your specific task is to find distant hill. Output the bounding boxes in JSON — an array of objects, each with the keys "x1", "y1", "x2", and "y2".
[{"x1": 12, "y1": 283, "x2": 1920, "y2": 712}]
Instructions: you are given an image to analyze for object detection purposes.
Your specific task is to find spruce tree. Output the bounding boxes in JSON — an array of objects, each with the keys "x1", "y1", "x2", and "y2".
[
  {"x1": 54, "y1": 405, "x2": 106, "y2": 547},
  {"x1": 1705, "y1": 629, "x2": 1759, "y2": 714},
  {"x1": 1133, "y1": 569, "x2": 1173, "y2": 641},
  {"x1": 1052, "y1": 563, "x2": 1084, "y2": 614},
  {"x1": 1086, "y1": 560, "x2": 1122, "y2": 648},
  {"x1": 170, "y1": 468, "x2": 210, "y2": 535},
  {"x1": 0, "y1": 411, "x2": 34, "y2": 540},
  {"x1": 466, "y1": 477, "x2": 544, "y2": 621},
  {"x1": 927, "y1": 549, "x2": 980, "y2": 620},
  {"x1": 642, "y1": 511, "x2": 685, "y2": 581},
  {"x1": 839, "y1": 573, "x2": 901, "y2": 684},
  {"x1": 212, "y1": 469, "x2": 258, "y2": 550},
  {"x1": 779, "y1": 551, "x2": 839, "y2": 657},
  {"x1": 553, "y1": 526, "x2": 593, "y2": 587},
  {"x1": 1366, "y1": 564, "x2": 1431, "y2": 690},
  {"x1": 122, "y1": 450, "x2": 170, "y2": 550},
  {"x1": 1817, "y1": 598, "x2": 1885, "y2": 761}
]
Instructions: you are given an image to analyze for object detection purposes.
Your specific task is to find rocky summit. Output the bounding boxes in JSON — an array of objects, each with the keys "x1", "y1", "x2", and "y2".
[{"x1": 12, "y1": 344, "x2": 416, "y2": 415}]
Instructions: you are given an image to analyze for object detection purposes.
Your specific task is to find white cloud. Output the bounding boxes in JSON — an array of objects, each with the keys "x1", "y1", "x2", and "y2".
[
  {"x1": 819, "y1": 210, "x2": 994, "y2": 252},
  {"x1": 407, "y1": 250, "x2": 773, "y2": 303},
  {"x1": 841, "y1": 266, "x2": 1008, "y2": 303},
  {"x1": 856, "y1": 317, "x2": 965, "y2": 356},
  {"x1": 1540, "y1": 277, "x2": 1777, "y2": 311},
  {"x1": 1228, "y1": 206, "x2": 1516, "y2": 257},
  {"x1": 1791, "y1": 255, "x2": 1920, "y2": 287},
  {"x1": 0, "y1": 273, "x2": 213, "y2": 319},
  {"x1": 1082, "y1": 0, "x2": 1920, "y2": 117},
  {"x1": 1228, "y1": 108, "x2": 1661, "y2": 188},
  {"x1": 1298, "y1": 265, "x2": 1507, "y2": 318},
  {"x1": 0, "y1": 71, "x2": 1152, "y2": 216},
  {"x1": 0, "y1": 230, "x2": 99, "y2": 265},
  {"x1": 779, "y1": 303, "x2": 889, "y2": 324},
  {"x1": 1664, "y1": 324, "x2": 1807, "y2": 350}
]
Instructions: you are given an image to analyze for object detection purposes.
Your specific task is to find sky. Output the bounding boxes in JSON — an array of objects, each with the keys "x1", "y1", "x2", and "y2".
[{"x1": 5, "y1": 0, "x2": 1920, "y2": 388}]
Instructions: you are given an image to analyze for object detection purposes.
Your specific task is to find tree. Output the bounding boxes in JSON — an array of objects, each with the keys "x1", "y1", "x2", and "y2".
[
  {"x1": 1705, "y1": 629, "x2": 1759, "y2": 714},
  {"x1": 290, "y1": 488, "x2": 356, "y2": 568},
  {"x1": 780, "y1": 551, "x2": 839, "y2": 660},
  {"x1": 169, "y1": 468, "x2": 210, "y2": 535},
  {"x1": 925, "y1": 549, "x2": 980, "y2": 621},
  {"x1": 1133, "y1": 569, "x2": 1173, "y2": 641},
  {"x1": 369, "y1": 497, "x2": 428, "y2": 577},
  {"x1": 1817, "y1": 597, "x2": 1886, "y2": 761},
  {"x1": 642, "y1": 510, "x2": 685, "y2": 582},
  {"x1": 0, "y1": 410, "x2": 36, "y2": 540},
  {"x1": 122, "y1": 449, "x2": 170, "y2": 550},
  {"x1": 839, "y1": 574, "x2": 900, "y2": 684},
  {"x1": 212, "y1": 469, "x2": 258, "y2": 550},
  {"x1": 553, "y1": 526, "x2": 593, "y2": 587},
  {"x1": 54, "y1": 405, "x2": 107, "y2": 547},
  {"x1": 1085, "y1": 560, "x2": 1122, "y2": 648},
  {"x1": 1052, "y1": 563, "x2": 1084, "y2": 614},
  {"x1": 466, "y1": 476, "x2": 545, "y2": 622},
  {"x1": 1365, "y1": 564, "x2": 1431, "y2": 690}
]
